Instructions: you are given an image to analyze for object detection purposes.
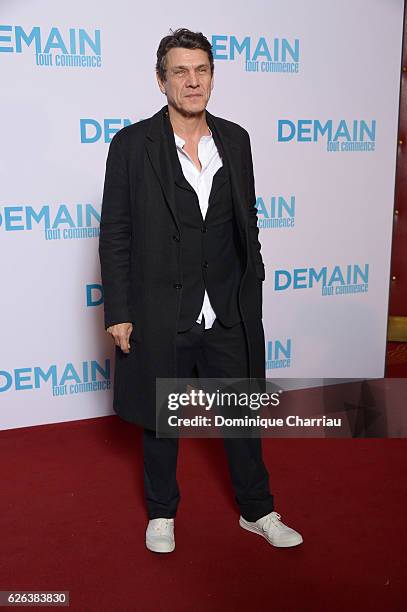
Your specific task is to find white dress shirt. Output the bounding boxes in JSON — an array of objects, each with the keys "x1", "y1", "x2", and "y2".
[{"x1": 173, "y1": 128, "x2": 222, "y2": 330}]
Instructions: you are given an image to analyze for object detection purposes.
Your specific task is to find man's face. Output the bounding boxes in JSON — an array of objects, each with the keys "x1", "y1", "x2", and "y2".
[{"x1": 157, "y1": 47, "x2": 214, "y2": 117}]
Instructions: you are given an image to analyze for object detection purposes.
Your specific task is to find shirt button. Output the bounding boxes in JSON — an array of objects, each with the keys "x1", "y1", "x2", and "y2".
[
  {"x1": 173, "y1": 283, "x2": 183, "y2": 289},
  {"x1": 201, "y1": 227, "x2": 207, "y2": 233},
  {"x1": 172, "y1": 234, "x2": 180, "y2": 242},
  {"x1": 203, "y1": 261, "x2": 209, "y2": 269}
]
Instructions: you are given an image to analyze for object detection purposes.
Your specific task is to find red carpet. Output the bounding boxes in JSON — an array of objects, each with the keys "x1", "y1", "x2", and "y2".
[
  {"x1": 386, "y1": 342, "x2": 407, "y2": 377},
  {"x1": 1, "y1": 415, "x2": 406, "y2": 611}
]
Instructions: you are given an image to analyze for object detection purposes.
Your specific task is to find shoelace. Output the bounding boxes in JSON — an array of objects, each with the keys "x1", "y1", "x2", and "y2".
[{"x1": 261, "y1": 512, "x2": 283, "y2": 532}]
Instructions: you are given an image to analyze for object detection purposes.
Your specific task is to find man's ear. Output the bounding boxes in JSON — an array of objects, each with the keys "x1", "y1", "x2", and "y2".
[{"x1": 156, "y1": 72, "x2": 166, "y2": 95}]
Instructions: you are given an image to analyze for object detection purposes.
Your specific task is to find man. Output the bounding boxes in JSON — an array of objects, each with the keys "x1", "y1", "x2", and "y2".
[{"x1": 99, "y1": 28, "x2": 303, "y2": 553}]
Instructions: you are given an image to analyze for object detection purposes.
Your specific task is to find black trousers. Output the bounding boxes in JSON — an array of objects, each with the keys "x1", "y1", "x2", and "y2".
[{"x1": 143, "y1": 318, "x2": 274, "y2": 522}]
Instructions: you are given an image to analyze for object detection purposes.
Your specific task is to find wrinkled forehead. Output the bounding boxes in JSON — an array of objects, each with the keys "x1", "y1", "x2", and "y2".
[{"x1": 165, "y1": 47, "x2": 211, "y2": 70}]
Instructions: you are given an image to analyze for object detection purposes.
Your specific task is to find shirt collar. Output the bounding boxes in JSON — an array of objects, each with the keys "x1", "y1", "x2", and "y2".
[{"x1": 174, "y1": 127, "x2": 213, "y2": 149}]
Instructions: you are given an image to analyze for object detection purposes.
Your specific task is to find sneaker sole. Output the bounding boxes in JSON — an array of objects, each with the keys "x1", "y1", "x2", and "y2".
[
  {"x1": 146, "y1": 539, "x2": 175, "y2": 553},
  {"x1": 239, "y1": 517, "x2": 303, "y2": 548}
]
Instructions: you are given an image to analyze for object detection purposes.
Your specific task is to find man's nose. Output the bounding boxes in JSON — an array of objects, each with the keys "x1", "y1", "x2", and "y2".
[{"x1": 186, "y1": 71, "x2": 199, "y2": 87}]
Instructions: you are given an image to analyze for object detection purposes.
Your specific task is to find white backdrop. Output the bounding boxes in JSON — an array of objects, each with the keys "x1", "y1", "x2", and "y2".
[{"x1": 0, "y1": 0, "x2": 404, "y2": 429}]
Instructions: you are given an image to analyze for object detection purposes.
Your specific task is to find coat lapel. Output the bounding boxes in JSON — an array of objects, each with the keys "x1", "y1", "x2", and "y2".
[
  {"x1": 145, "y1": 106, "x2": 180, "y2": 232},
  {"x1": 205, "y1": 109, "x2": 248, "y2": 245}
]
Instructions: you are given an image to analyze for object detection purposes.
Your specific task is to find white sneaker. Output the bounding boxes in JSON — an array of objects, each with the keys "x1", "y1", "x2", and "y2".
[
  {"x1": 239, "y1": 511, "x2": 303, "y2": 547},
  {"x1": 146, "y1": 518, "x2": 175, "y2": 553}
]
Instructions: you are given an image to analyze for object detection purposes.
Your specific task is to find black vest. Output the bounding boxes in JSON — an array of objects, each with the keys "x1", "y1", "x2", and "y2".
[{"x1": 164, "y1": 115, "x2": 243, "y2": 332}]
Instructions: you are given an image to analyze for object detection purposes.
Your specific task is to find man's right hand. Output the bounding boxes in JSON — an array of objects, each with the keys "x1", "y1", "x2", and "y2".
[{"x1": 106, "y1": 322, "x2": 133, "y2": 353}]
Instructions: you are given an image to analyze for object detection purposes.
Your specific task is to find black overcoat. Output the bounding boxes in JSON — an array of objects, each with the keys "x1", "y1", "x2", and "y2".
[{"x1": 99, "y1": 105, "x2": 266, "y2": 430}]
